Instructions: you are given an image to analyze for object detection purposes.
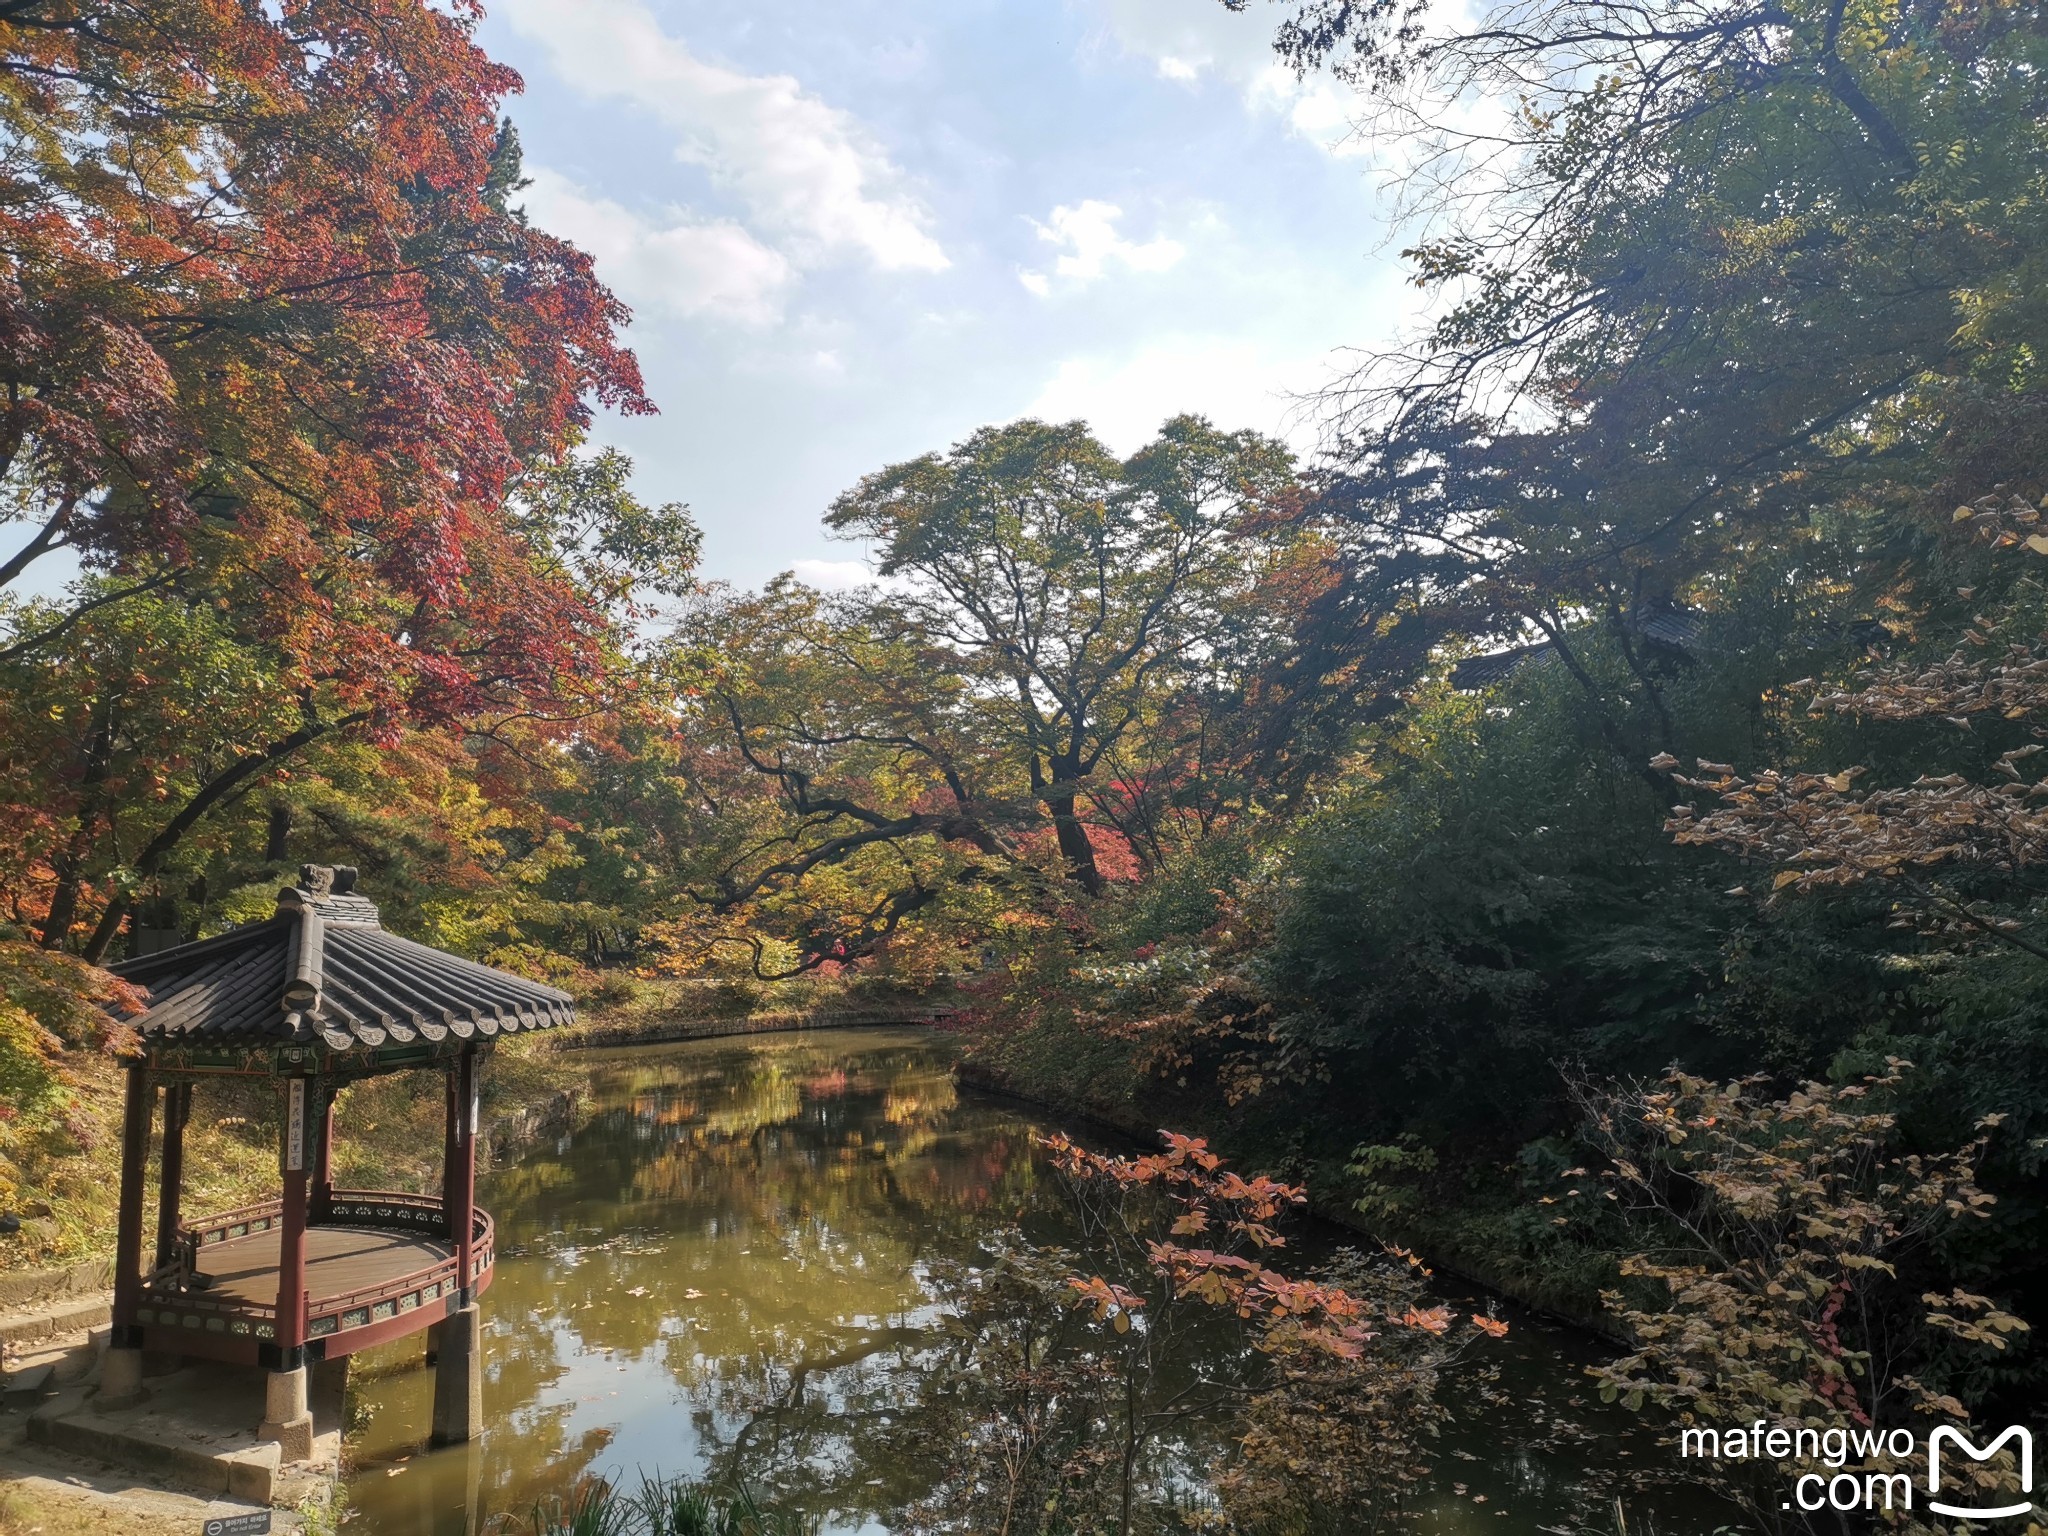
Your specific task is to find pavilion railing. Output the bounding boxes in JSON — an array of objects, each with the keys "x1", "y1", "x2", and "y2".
[
  {"x1": 134, "y1": 1274, "x2": 279, "y2": 1342},
  {"x1": 183, "y1": 1188, "x2": 467, "y2": 1245},
  {"x1": 304, "y1": 1206, "x2": 494, "y2": 1345},
  {"x1": 139, "y1": 1193, "x2": 494, "y2": 1356},
  {"x1": 184, "y1": 1198, "x2": 288, "y2": 1249},
  {"x1": 320, "y1": 1188, "x2": 460, "y2": 1233}
]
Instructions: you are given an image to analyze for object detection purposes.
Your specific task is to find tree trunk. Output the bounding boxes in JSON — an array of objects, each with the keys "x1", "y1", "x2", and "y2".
[
  {"x1": 1047, "y1": 792, "x2": 1104, "y2": 896},
  {"x1": 1119, "y1": 1363, "x2": 1139, "y2": 1536},
  {"x1": 264, "y1": 802, "x2": 292, "y2": 865},
  {"x1": 40, "y1": 714, "x2": 117, "y2": 950},
  {"x1": 39, "y1": 829, "x2": 95, "y2": 951}
]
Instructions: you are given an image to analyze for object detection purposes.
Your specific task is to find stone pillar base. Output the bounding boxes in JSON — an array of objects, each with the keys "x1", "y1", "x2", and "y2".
[
  {"x1": 429, "y1": 1303, "x2": 481, "y2": 1446},
  {"x1": 96, "y1": 1345, "x2": 147, "y2": 1411},
  {"x1": 257, "y1": 1364, "x2": 315, "y2": 1462}
]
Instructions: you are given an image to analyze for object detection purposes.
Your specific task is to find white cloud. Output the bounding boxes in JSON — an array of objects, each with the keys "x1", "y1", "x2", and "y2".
[
  {"x1": 1019, "y1": 201, "x2": 1185, "y2": 296},
  {"x1": 1092, "y1": 0, "x2": 1368, "y2": 157},
  {"x1": 1245, "y1": 68, "x2": 1369, "y2": 156},
  {"x1": 521, "y1": 168, "x2": 793, "y2": 325},
  {"x1": 500, "y1": 0, "x2": 948, "y2": 273},
  {"x1": 1026, "y1": 337, "x2": 1343, "y2": 456},
  {"x1": 1093, "y1": 0, "x2": 1276, "y2": 84},
  {"x1": 790, "y1": 558, "x2": 880, "y2": 591}
]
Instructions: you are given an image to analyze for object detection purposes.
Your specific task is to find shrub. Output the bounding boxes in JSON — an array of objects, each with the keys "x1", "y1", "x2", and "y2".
[{"x1": 1577, "y1": 1066, "x2": 2028, "y2": 1532}]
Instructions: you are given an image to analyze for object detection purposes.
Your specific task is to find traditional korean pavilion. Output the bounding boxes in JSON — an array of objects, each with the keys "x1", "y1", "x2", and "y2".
[{"x1": 98, "y1": 865, "x2": 574, "y2": 1456}]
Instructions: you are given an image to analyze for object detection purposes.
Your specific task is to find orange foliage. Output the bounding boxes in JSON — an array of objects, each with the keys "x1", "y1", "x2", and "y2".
[{"x1": 1041, "y1": 1129, "x2": 1506, "y2": 1359}]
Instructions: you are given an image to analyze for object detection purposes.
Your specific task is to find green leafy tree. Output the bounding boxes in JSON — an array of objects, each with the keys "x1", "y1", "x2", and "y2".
[{"x1": 825, "y1": 416, "x2": 1298, "y2": 895}]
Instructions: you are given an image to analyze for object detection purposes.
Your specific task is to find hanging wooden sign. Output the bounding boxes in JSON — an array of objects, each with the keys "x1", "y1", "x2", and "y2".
[{"x1": 285, "y1": 1078, "x2": 307, "y2": 1172}]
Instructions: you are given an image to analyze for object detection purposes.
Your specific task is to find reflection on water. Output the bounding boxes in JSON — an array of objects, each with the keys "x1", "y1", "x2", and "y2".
[{"x1": 339, "y1": 1029, "x2": 1724, "y2": 1534}]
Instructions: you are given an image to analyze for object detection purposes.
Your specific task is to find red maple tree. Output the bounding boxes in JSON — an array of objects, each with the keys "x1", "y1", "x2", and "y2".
[{"x1": 0, "y1": 2, "x2": 658, "y2": 953}]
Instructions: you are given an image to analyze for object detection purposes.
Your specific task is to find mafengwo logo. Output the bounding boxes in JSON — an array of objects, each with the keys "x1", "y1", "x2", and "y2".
[{"x1": 1928, "y1": 1426, "x2": 2034, "y2": 1521}]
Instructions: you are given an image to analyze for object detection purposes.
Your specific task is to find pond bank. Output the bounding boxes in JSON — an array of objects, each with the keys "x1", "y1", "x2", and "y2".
[{"x1": 559, "y1": 1005, "x2": 952, "y2": 1051}]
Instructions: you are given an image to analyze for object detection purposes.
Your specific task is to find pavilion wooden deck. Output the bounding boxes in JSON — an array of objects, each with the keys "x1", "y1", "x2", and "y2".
[{"x1": 133, "y1": 1191, "x2": 493, "y2": 1366}]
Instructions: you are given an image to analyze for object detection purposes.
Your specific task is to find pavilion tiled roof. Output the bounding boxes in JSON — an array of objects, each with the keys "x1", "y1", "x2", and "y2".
[{"x1": 111, "y1": 866, "x2": 575, "y2": 1053}]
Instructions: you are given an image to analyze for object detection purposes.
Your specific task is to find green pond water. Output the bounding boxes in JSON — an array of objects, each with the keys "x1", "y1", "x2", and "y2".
[{"x1": 338, "y1": 1028, "x2": 1729, "y2": 1535}]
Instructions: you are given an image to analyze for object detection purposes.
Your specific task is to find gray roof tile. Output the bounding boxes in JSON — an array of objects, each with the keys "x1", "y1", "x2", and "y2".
[{"x1": 110, "y1": 866, "x2": 574, "y2": 1051}]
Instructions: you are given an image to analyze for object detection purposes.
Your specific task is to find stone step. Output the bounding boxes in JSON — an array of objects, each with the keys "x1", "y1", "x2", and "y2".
[
  {"x1": 27, "y1": 1380, "x2": 284, "y2": 1505},
  {"x1": 2, "y1": 1360, "x2": 54, "y2": 1406},
  {"x1": 0, "y1": 1293, "x2": 112, "y2": 1350}
]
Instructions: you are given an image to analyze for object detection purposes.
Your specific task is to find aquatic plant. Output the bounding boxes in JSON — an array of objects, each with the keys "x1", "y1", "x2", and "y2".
[
  {"x1": 637, "y1": 1474, "x2": 816, "y2": 1536},
  {"x1": 526, "y1": 1480, "x2": 631, "y2": 1536},
  {"x1": 522, "y1": 1474, "x2": 816, "y2": 1536}
]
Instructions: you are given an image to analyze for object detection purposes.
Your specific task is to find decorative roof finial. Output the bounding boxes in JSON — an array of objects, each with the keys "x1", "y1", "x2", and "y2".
[{"x1": 295, "y1": 864, "x2": 358, "y2": 897}]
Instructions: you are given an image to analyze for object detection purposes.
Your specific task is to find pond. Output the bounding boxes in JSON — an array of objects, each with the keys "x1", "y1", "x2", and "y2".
[{"x1": 338, "y1": 1028, "x2": 1727, "y2": 1534}]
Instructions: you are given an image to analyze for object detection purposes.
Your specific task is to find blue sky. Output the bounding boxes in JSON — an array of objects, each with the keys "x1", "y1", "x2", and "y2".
[{"x1": 485, "y1": 0, "x2": 1423, "y2": 588}]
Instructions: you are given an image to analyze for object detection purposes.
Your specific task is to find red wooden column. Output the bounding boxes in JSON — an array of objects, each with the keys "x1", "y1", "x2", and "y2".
[
  {"x1": 273, "y1": 1077, "x2": 311, "y2": 1362},
  {"x1": 153, "y1": 1081, "x2": 190, "y2": 1270},
  {"x1": 109, "y1": 1064, "x2": 155, "y2": 1345},
  {"x1": 445, "y1": 1050, "x2": 478, "y2": 1299}
]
